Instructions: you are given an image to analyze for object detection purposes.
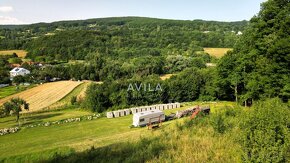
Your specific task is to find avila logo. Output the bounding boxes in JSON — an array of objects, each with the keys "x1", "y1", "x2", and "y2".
[{"x1": 127, "y1": 83, "x2": 162, "y2": 92}]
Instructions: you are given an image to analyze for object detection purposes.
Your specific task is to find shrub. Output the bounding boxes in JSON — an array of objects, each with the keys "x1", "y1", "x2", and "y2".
[
  {"x1": 210, "y1": 113, "x2": 226, "y2": 134},
  {"x1": 70, "y1": 96, "x2": 77, "y2": 105},
  {"x1": 239, "y1": 98, "x2": 290, "y2": 162}
]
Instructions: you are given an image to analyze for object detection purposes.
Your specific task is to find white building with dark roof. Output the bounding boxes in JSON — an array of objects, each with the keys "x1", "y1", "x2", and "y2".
[{"x1": 10, "y1": 67, "x2": 30, "y2": 78}]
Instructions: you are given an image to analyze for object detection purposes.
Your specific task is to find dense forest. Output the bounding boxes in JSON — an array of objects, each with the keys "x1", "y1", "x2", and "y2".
[
  {"x1": 82, "y1": 0, "x2": 290, "y2": 111},
  {"x1": 0, "y1": 17, "x2": 247, "y2": 60},
  {"x1": 0, "y1": 17, "x2": 246, "y2": 84}
]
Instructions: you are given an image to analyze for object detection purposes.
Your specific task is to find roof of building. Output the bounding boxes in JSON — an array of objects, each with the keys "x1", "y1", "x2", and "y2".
[
  {"x1": 134, "y1": 110, "x2": 164, "y2": 117},
  {"x1": 10, "y1": 67, "x2": 30, "y2": 73}
]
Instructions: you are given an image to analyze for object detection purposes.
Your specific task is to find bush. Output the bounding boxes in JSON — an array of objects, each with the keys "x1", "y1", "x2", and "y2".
[
  {"x1": 239, "y1": 98, "x2": 290, "y2": 162},
  {"x1": 210, "y1": 113, "x2": 226, "y2": 134},
  {"x1": 70, "y1": 96, "x2": 77, "y2": 105}
]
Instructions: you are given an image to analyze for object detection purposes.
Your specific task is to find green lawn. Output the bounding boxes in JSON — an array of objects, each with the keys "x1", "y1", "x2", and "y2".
[
  {"x1": 0, "y1": 109, "x2": 92, "y2": 128},
  {"x1": 0, "y1": 85, "x2": 35, "y2": 99},
  {"x1": 0, "y1": 101, "x2": 235, "y2": 162}
]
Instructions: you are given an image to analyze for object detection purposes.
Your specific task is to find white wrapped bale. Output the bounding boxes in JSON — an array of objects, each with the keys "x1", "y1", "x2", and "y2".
[
  {"x1": 119, "y1": 110, "x2": 125, "y2": 117},
  {"x1": 164, "y1": 104, "x2": 168, "y2": 110},
  {"x1": 151, "y1": 105, "x2": 156, "y2": 110},
  {"x1": 106, "y1": 112, "x2": 114, "y2": 118},
  {"x1": 159, "y1": 105, "x2": 164, "y2": 110},
  {"x1": 168, "y1": 103, "x2": 173, "y2": 109},
  {"x1": 137, "y1": 107, "x2": 142, "y2": 113},
  {"x1": 124, "y1": 109, "x2": 130, "y2": 115},
  {"x1": 146, "y1": 106, "x2": 151, "y2": 111},
  {"x1": 141, "y1": 107, "x2": 146, "y2": 112},
  {"x1": 172, "y1": 103, "x2": 177, "y2": 109},
  {"x1": 131, "y1": 108, "x2": 138, "y2": 114},
  {"x1": 113, "y1": 111, "x2": 120, "y2": 117},
  {"x1": 176, "y1": 102, "x2": 181, "y2": 108},
  {"x1": 155, "y1": 105, "x2": 160, "y2": 110}
]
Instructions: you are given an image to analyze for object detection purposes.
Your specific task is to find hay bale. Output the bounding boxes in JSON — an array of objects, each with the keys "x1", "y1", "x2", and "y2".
[
  {"x1": 119, "y1": 110, "x2": 125, "y2": 117},
  {"x1": 141, "y1": 107, "x2": 146, "y2": 112},
  {"x1": 131, "y1": 108, "x2": 138, "y2": 114},
  {"x1": 124, "y1": 109, "x2": 130, "y2": 115},
  {"x1": 106, "y1": 112, "x2": 114, "y2": 118},
  {"x1": 168, "y1": 103, "x2": 173, "y2": 109},
  {"x1": 137, "y1": 107, "x2": 142, "y2": 113},
  {"x1": 113, "y1": 111, "x2": 120, "y2": 117},
  {"x1": 146, "y1": 106, "x2": 151, "y2": 111}
]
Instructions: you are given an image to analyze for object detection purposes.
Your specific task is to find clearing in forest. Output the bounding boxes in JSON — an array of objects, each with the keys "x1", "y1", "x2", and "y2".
[
  {"x1": 203, "y1": 48, "x2": 233, "y2": 58},
  {"x1": 0, "y1": 50, "x2": 28, "y2": 58}
]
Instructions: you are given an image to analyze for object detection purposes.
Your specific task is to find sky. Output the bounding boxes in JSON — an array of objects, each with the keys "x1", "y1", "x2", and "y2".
[{"x1": 0, "y1": 0, "x2": 266, "y2": 25}]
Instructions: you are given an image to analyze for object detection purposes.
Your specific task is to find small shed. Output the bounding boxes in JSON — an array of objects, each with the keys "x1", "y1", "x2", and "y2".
[
  {"x1": 113, "y1": 111, "x2": 120, "y2": 117},
  {"x1": 124, "y1": 109, "x2": 130, "y2": 115},
  {"x1": 132, "y1": 110, "x2": 165, "y2": 127},
  {"x1": 106, "y1": 112, "x2": 114, "y2": 118}
]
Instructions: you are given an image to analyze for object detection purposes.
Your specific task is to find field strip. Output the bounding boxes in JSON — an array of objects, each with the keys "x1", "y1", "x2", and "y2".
[
  {"x1": 0, "y1": 50, "x2": 28, "y2": 58},
  {"x1": 0, "y1": 81, "x2": 82, "y2": 112}
]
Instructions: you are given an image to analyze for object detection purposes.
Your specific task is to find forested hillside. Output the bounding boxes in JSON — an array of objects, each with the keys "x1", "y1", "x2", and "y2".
[
  {"x1": 217, "y1": 0, "x2": 290, "y2": 103},
  {"x1": 0, "y1": 17, "x2": 247, "y2": 60}
]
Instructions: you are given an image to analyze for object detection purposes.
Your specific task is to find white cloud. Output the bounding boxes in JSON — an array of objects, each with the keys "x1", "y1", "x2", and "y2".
[
  {"x1": 0, "y1": 16, "x2": 26, "y2": 25},
  {"x1": 0, "y1": 6, "x2": 13, "y2": 13}
]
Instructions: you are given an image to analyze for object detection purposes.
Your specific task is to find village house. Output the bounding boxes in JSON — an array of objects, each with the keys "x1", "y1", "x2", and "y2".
[{"x1": 10, "y1": 67, "x2": 31, "y2": 78}]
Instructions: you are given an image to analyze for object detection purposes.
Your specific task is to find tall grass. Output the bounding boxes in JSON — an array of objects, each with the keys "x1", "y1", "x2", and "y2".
[
  {"x1": 44, "y1": 99, "x2": 289, "y2": 163},
  {"x1": 45, "y1": 109, "x2": 242, "y2": 162}
]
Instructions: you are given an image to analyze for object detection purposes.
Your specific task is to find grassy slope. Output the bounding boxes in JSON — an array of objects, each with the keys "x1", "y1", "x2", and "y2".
[
  {"x1": 47, "y1": 82, "x2": 90, "y2": 110},
  {"x1": 203, "y1": 48, "x2": 233, "y2": 58},
  {"x1": 0, "y1": 101, "x2": 235, "y2": 162},
  {"x1": 0, "y1": 85, "x2": 35, "y2": 99},
  {"x1": 0, "y1": 50, "x2": 27, "y2": 58},
  {"x1": 0, "y1": 109, "x2": 92, "y2": 128}
]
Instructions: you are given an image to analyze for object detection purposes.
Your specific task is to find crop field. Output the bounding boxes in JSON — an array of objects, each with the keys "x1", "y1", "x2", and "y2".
[
  {"x1": 203, "y1": 48, "x2": 233, "y2": 58},
  {"x1": 0, "y1": 50, "x2": 28, "y2": 58},
  {"x1": 160, "y1": 74, "x2": 175, "y2": 80},
  {"x1": 47, "y1": 82, "x2": 90, "y2": 110},
  {"x1": 0, "y1": 102, "x2": 235, "y2": 162},
  {"x1": 0, "y1": 81, "x2": 82, "y2": 112}
]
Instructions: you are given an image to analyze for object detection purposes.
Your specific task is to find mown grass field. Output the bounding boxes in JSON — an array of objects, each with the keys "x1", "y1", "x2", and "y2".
[
  {"x1": 0, "y1": 101, "x2": 236, "y2": 162},
  {"x1": 0, "y1": 85, "x2": 35, "y2": 99},
  {"x1": 47, "y1": 81, "x2": 91, "y2": 110},
  {"x1": 160, "y1": 74, "x2": 175, "y2": 80},
  {"x1": 0, "y1": 50, "x2": 28, "y2": 58},
  {"x1": 204, "y1": 48, "x2": 233, "y2": 58},
  {"x1": 0, "y1": 81, "x2": 82, "y2": 112}
]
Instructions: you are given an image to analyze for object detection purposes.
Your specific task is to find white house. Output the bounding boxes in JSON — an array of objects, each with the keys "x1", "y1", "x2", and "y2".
[
  {"x1": 132, "y1": 110, "x2": 165, "y2": 127},
  {"x1": 10, "y1": 67, "x2": 30, "y2": 78},
  {"x1": 237, "y1": 31, "x2": 243, "y2": 35}
]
